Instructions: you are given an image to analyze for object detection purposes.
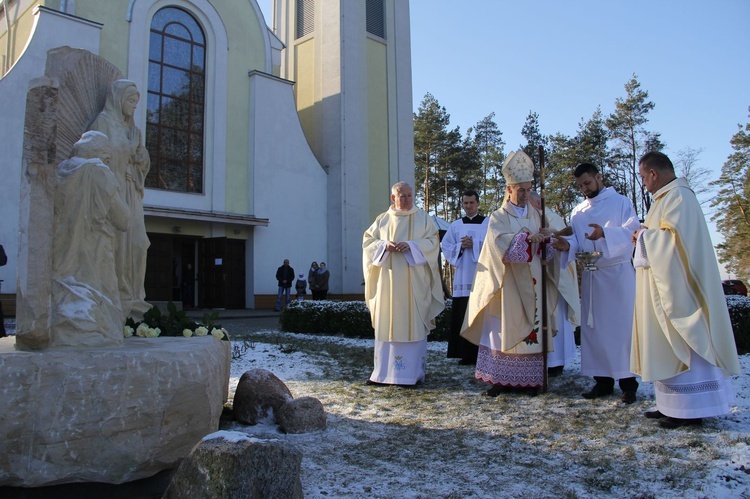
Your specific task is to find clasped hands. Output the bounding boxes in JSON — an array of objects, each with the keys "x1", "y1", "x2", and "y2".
[{"x1": 386, "y1": 241, "x2": 411, "y2": 252}]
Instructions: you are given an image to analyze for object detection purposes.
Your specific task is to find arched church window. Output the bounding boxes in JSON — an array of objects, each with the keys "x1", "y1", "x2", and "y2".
[{"x1": 145, "y1": 7, "x2": 206, "y2": 193}]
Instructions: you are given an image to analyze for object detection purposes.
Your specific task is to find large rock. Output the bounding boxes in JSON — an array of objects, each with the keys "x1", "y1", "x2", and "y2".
[
  {"x1": 163, "y1": 430, "x2": 303, "y2": 499},
  {"x1": 233, "y1": 368, "x2": 293, "y2": 425},
  {"x1": 0, "y1": 336, "x2": 230, "y2": 486},
  {"x1": 277, "y1": 396, "x2": 327, "y2": 434}
]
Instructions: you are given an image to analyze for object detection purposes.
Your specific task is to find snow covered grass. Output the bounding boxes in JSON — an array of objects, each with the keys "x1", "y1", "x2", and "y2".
[{"x1": 223, "y1": 329, "x2": 750, "y2": 498}]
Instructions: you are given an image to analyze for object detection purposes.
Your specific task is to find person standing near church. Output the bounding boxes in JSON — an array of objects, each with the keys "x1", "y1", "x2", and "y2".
[
  {"x1": 363, "y1": 182, "x2": 444, "y2": 386},
  {"x1": 553, "y1": 163, "x2": 641, "y2": 403},
  {"x1": 631, "y1": 151, "x2": 740, "y2": 429},
  {"x1": 275, "y1": 259, "x2": 295, "y2": 311},
  {"x1": 529, "y1": 191, "x2": 580, "y2": 377},
  {"x1": 441, "y1": 190, "x2": 488, "y2": 365},
  {"x1": 308, "y1": 261, "x2": 319, "y2": 299},
  {"x1": 461, "y1": 150, "x2": 561, "y2": 396},
  {"x1": 317, "y1": 262, "x2": 330, "y2": 300}
]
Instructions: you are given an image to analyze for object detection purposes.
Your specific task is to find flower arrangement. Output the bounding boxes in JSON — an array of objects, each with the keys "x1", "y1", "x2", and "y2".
[{"x1": 124, "y1": 301, "x2": 228, "y2": 340}]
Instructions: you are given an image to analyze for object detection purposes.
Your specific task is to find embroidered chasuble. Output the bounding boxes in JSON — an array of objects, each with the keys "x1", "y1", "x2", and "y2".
[{"x1": 461, "y1": 202, "x2": 560, "y2": 387}]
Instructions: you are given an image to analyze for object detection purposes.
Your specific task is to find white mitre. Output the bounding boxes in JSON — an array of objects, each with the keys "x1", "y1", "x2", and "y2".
[{"x1": 502, "y1": 149, "x2": 534, "y2": 184}]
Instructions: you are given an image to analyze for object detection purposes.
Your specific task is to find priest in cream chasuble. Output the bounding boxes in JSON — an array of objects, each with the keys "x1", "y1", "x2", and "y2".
[
  {"x1": 632, "y1": 152, "x2": 740, "y2": 428},
  {"x1": 363, "y1": 182, "x2": 445, "y2": 386}
]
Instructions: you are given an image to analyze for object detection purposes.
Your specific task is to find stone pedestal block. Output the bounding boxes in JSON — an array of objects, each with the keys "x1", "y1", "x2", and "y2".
[
  {"x1": 0, "y1": 336, "x2": 230, "y2": 487},
  {"x1": 163, "y1": 431, "x2": 303, "y2": 499}
]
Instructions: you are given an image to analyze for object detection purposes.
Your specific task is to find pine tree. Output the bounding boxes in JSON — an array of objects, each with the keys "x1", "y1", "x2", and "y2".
[
  {"x1": 710, "y1": 108, "x2": 750, "y2": 280},
  {"x1": 471, "y1": 113, "x2": 506, "y2": 213},
  {"x1": 606, "y1": 74, "x2": 663, "y2": 218}
]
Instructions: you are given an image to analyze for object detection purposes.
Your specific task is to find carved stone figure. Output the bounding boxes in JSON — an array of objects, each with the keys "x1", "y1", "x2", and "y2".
[
  {"x1": 89, "y1": 80, "x2": 151, "y2": 321},
  {"x1": 52, "y1": 131, "x2": 130, "y2": 347}
]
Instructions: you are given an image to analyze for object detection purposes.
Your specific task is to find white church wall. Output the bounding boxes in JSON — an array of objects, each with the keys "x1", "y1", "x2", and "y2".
[
  {"x1": 248, "y1": 71, "x2": 328, "y2": 295},
  {"x1": 0, "y1": 7, "x2": 101, "y2": 295}
]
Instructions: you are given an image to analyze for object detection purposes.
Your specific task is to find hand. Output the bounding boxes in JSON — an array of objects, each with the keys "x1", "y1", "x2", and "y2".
[
  {"x1": 528, "y1": 232, "x2": 545, "y2": 244},
  {"x1": 460, "y1": 236, "x2": 473, "y2": 249},
  {"x1": 552, "y1": 238, "x2": 570, "y2": 251},
  {"x1": 585, "y1": 223, "x2": 604, "y2": 240},
  {"x1": 632, "y1": 225, "x2": 647, "y2": 244},
  {"x1": 386, "y1": 241, "x2": 410, "y2": 252},
  {"x1": 538, "y1": 227, "x2": 554, "y2": 239}
]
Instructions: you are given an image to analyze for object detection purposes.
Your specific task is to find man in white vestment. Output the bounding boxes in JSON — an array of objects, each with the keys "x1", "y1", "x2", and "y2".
[
  {"x1": 441, "y1": 190, "x2": 489, "y2": 365},
  {"x1": 530, "y1": 192, "x2": 580, "y2": 377},
  {"x1": 363, "y1": 182, "x2": 445, "y2": 386},
  {"x1": 461, "y1": 150, "x2": 560, "y2": 396},
  {"x1": 631, "y1": 151, "x2": 741, "y2": 429},
  {"x1": 553, "y1": 163, "x2": 641, "y2": 403}
]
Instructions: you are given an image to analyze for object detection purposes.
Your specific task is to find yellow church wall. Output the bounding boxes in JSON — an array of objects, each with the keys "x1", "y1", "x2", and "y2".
[
  {"x1": 366, "y1": 38, "x2": 389, "y2": 221},
  {"x1": 210, "y1": 0, "x2": 268, "y2": 214},
  {"x1": 294, "y1": 37, "x2": 317, "y2": 155},
  {"x1": 74, "y1": 0, "x2": 131, "y2": 73},
  {"x1": 0, "y1": 0, "x2": 40, "y2": 75}
]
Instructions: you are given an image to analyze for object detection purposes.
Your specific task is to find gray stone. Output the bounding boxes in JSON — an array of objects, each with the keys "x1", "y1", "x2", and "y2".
[
  {"x1": 233, "y1": 368, "x2": 293, "y2": 425},
  {"x1": 0, "y1": 336, "x2": 231, "y2": 487},
  {"x1": 277, "y1": 396, "x2": 327, "y2": 434},
  {"x1": 163, "y1": 430, "x2": 303, "y2": 499}
]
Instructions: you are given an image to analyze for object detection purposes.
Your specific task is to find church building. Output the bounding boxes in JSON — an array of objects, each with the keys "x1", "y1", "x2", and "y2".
[{"x1": 0, "y1": 0, "x2": 415, "y2": 310}]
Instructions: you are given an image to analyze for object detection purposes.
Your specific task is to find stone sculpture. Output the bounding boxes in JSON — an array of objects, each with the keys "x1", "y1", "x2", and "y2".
[
  {"x1": 89, "y1": 79, "x2": 151, "y2": 322},
  {"x1": 51, "y1": 131, "x2": 129, "y2": 347}
]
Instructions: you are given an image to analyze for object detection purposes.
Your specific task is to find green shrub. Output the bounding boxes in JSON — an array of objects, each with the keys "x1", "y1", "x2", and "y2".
[
  {"x1": 279, "y1": 297, "x2": 750, "y2": 355},
  {"x1": 726, "y1": 296, "x2": 750, "y2": 355},
  {"x1": 279, "y1": 299, "x2": 452, "y2": 341}
]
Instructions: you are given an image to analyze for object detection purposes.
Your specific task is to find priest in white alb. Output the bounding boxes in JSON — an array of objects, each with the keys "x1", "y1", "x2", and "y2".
[
  {"x1": 461, "y1": 150, "x2": 560, "y2": 396},
  {"x1": 632, "y1": 151, "x2": 740, "y2": 429},
  {"x1": 441, "y1": 189, "x2": 489, "y2": 365},
  {"x1": 363, "y1": 182, "x2": 445, "y2": 386}
]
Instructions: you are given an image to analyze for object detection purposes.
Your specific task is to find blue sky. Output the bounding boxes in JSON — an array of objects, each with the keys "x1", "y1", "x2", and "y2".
[{"x1": 258, "y1": 0, "x2": 749, "y2": 276}]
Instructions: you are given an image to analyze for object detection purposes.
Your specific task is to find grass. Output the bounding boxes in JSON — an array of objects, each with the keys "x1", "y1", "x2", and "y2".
[{"x1": 222, "y1": 330, "x2": 750, "y2": 498}]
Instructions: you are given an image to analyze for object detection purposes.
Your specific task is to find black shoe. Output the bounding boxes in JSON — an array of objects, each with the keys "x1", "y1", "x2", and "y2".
[
  {"x1": 659, "y1": 417, "x2": 703, "y2": 429},
  {"x1": 621, "y1": 391, "x2": 637, "y2": 404},
  {"x1": 525, "y1": 387, "x2": 540, "y2": 397},
  {"x1": 458, "y1": 358, "x2": 476, "y2": 366},
  {"x1": 365, "y1": 379, "x2": 387, "y2": 386},
  {"x1": 482, "y1": 385, "x2": 509, "y2": 397},
  {"x1": 548, "y1": 366, "x2": 564, "y2": 377},
  {"x1": 582, "y1": 384, "x2": 614, "y2": 399},
  {"x1": 645, "y1": 410, "x2": 665, "y2": 419}
]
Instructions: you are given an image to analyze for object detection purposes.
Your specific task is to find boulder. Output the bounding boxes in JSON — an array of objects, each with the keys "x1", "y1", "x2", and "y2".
[
  {"x1": 163, "y1": 430, "x2": 303, "y2": 499},
  {"x1": 233, "y1": 368, "x2": 293, "y2": 425},
  {"x1": 0, "y1": 336, "x2": 230, "y2": 486},
  {"x1": 277, "y1": 396, "x2": 327, "y2": 434}
]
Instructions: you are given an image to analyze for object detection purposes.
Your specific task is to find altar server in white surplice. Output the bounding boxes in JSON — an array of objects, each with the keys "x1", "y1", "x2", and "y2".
[
  {"x1": 529, "y1": 191, "x2": 580, "y2": 377},
  {"x1": 632, "y1": 151, "x2": 740, "y2": 429},
  {"x1": 363, "y1": 182, "x2": 445, "y2": 386},
  {"x1": 553, "y1": 163, "x2": 641, "y2": 404},
  {"x1": 441, "y1": 190, "x2": 489, "y2": 365}
]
